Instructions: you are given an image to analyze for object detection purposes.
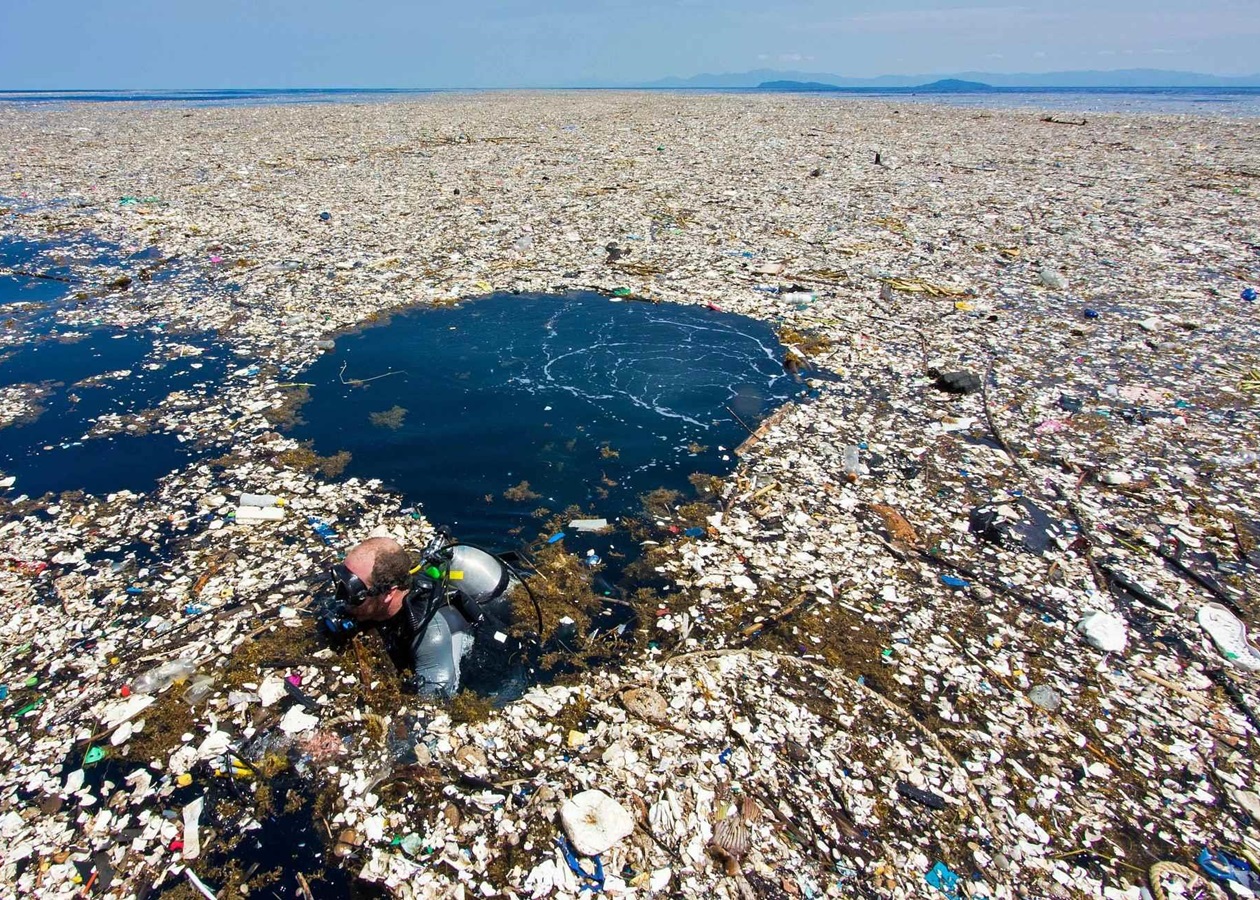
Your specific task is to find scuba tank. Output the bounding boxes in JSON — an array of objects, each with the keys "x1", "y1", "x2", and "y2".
[
  {"x1": 446, "y1": 545, "x2": 513, "y2": 612},
  {"x1": 412, "y1": 544, "x2": 518, "y2": 628}
]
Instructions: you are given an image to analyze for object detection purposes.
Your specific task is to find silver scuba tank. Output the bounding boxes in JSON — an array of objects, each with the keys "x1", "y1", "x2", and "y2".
[{"x1": 445, "y1": 545, "x2": 513, "y2": 611}]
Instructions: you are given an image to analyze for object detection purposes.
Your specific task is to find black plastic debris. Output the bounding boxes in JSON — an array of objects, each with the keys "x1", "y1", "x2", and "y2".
[
  {"x1": 968, "y1": 498, "x2": 1060, "y2": 555},
  {"x1": 969, "y1": 506, "x2": 1010, "y2": 545},
  {"x1": 896, "y1": 781, "x2": 947, "y2": 810},
  {"x1": 933, "y1": 370, "x2": 981, "y2": 395},
  {"x1": 1101, "y1": 564, "x2": 1175, "y2": 611},
  {"x1": 1059, "y1": 394, "x2": 1083, "y2": 414}
]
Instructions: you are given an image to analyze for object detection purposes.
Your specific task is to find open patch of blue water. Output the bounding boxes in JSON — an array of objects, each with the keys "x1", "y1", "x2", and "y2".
[
  {"x1": 0, "y1": 234, "x2": 228, "y2": 498},
  {"x1": 0, "y1": 332, "x2": 227, "y2": 498},
  {"x1": 293, "y1": 292, "x2": 799, "y2": 564}
]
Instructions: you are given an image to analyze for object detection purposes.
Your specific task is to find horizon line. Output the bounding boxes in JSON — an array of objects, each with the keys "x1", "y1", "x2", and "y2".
[{"x1": 4, "y1": 82, "x2": 1260, "y2": 93}]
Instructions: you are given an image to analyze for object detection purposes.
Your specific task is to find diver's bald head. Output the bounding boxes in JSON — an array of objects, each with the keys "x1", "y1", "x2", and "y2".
[{"x1": 344, "y1": 537, "x2": 410, "y2": 592}]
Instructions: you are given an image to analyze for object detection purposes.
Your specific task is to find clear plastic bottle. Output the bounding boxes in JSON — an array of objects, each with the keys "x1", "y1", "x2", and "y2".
[
  {"x1": 842, "y1": 445, "x2": 861, "y2": 481},
  {"x1": 183, "y1": 674, "x2": 216, "y2": 706},
  {"x1": 130, "y1": 658, "x2": 197, "y2": 695}
]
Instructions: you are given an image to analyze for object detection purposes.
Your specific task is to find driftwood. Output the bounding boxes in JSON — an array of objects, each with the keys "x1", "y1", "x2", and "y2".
[{"x1": 734, "y1": 404, "x2": 793, "y2": 456}]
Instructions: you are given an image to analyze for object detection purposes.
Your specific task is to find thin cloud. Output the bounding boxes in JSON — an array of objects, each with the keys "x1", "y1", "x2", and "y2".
[{"x1": 757, "y1": 52, "x2": 815, "y2": 63}]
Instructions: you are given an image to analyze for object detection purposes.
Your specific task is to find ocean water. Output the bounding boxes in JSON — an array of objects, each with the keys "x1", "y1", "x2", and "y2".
[
  {"x1": 0, "y1": 234, "x2": 228, "y2": 498},
  {"x1": 0, "y1": 86, "x2": 1257, "y2": 116},
  {"x1": 292, "y1": 292, "x2": 800, "y2": 569}
]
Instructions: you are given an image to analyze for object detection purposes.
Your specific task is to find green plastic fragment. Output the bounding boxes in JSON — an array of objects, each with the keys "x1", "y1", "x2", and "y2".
[
  {"x1": 13, "y1": 700, "x2": 42, "y2": 717},
  {"x1": 24, "y1": 676, "x2": 37, "y2": 688},
  {"x1": 85, "y1": 746, "x2": 106, "y2": 765},
  {"x1": 389, "y1": 835, "x2": 403, "y2": 847},
  {"x1": 612, "y1": 287, "x2": 632, "y2": 297}
]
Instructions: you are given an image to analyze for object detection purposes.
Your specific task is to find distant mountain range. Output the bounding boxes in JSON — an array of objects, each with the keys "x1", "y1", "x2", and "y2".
[
  {"x1": 627, "y1": 68, "x2": 1260, "y2": 89},
  {"x1": 762, "y1": 78, "x2": 993, "y2": 93}
]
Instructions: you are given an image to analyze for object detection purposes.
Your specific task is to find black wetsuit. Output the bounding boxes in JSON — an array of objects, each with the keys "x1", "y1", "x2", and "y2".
[{"x1": 383, "y1": 582, "x2": 515, "y2": 698}]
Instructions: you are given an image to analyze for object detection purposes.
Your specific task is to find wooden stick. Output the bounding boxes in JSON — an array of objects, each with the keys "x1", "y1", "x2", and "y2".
[
  {"x1": 1134, "y1": 668, "x2": 1207, "y2": 701},
  {"x1": 740, "y1": 592, "x2": 809, "y2": 639}
]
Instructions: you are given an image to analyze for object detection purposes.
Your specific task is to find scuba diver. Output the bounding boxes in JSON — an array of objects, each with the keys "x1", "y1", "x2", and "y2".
[{"x1": 326, "y1": 530, "x2": 525, "y2": 698}]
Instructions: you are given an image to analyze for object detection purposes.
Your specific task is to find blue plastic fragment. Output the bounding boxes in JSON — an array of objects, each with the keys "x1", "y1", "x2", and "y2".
[
  {"x1": 1242, "y1": 287, "x2": 1257, "y2": 302},
  {"x1": 557, "y1": 836, "x2": 605, "y2": 892},
  {"x1": 1199, "y1": 846, "x2": 1257, "y2": 888},
  {"x1": 718, "y1": 747, "x2": 733, "y2": 764},
  {"x1": 683, "y1": 526, "x2": 705, "y2": 538},
  {"x1": 0, "y1": 686, "x2": 8, "y2": 701},
  {"x1": 925, "y1": 861, "x2": 962, "y2": 900},
  {"x1": 125, "y1": 586, "x2": 144, "y2": 595},
  {"x1": 307, "y1": 516, "x2": 339, "y2": 544},
  {"x1": 1083, "y1": 308, "x2": 1100, "y2": 319},
  {"x1": 546, "y1": 532, "x2": 565, "y2": 544},
  {"x1": 940, "y1": 575, "x2": 968, "y2": 589}
]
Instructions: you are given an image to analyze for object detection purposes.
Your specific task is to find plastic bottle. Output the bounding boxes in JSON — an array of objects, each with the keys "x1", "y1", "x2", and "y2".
[
  {"x1": 234, "y1": 505, "x2": 285, "y2": 523},
  {"x1": 240, "y1": 493, "x2": 284, "y2": 507},
  {"x1": 131, "y1": 658, "x2": 197, "y2": 695},
  {"x1": 842, "y1": 445, "x2": 861, "y2": 481},
  {"x1": 1217, "y1": 451, "x2": 1259, "y2": 468},
  {"x1": 183, "y1": 674, "x2": 215, "y2": 706}
]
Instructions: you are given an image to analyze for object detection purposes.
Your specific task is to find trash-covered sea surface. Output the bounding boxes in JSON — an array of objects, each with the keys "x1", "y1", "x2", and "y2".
[
  {"x1": 293, "y1": 292, "x2": 798, "y2": 575},
  {"x1": 1, "y1": 94, "x2": 1260, "y2": 900}
]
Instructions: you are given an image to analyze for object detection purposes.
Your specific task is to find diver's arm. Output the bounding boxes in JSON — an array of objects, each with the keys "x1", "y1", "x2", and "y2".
[{"x1": 407, "y1": 607, "x2": 473, "y2": 698}]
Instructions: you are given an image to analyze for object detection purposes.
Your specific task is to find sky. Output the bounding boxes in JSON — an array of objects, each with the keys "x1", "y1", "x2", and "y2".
[{"x1": 0, "y1": 0, "x2": 1257, "y2": 89}]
